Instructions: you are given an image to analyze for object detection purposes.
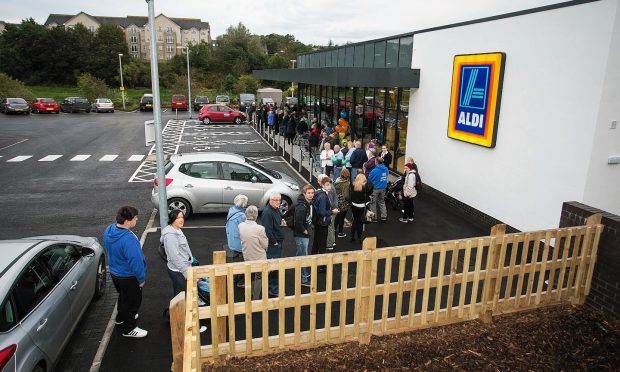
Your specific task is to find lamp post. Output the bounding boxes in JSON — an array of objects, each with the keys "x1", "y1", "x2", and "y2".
[
  {"x1": 290, "y1": 59, "x2": 296, "y2": 98},
  {"x1": 177, "y1": 45, "x2": 192, "y2": 119},
  {"x1": 118, "y1": 53, "x2": 126, "y2": 110}
]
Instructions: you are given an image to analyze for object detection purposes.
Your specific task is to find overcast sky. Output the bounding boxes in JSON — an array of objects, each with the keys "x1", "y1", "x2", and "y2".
[{"x1": 4, "y1": 0, "x2": 567, "y2": 45}]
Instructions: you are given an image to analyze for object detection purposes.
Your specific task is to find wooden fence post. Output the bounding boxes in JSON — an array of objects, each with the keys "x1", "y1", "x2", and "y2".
[
  {"x1": 480, "y1": 224, "x2": 505, "y2": 323},
  {"x1": 170, "y1": 291, "x2": 186, "y2": 372},
  {"x1": 359, "y1": 237, "x2": 377, "y2": 345},
  {"x1": 213, "y1": 251, "x2": 228, "y2": 363},
  {"x1": 572, "y1": 213, "x2": 602, "y2": 305}
]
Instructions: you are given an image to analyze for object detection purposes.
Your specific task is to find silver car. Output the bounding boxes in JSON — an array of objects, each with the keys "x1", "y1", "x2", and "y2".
[
  {"x1": 151, "y1": 152, "x2": 301, "y2": 216},
  {"x1": 0, "y1": 236, "x2": 106, "y2": 372},
  {"x1": 91, "y1": 98, "x2": 114, "y2": 113}
]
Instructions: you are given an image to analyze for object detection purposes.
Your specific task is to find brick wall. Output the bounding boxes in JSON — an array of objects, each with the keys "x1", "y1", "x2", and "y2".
[{"x1": 559, "y1": 201, "x2": 620, "y2": 319}]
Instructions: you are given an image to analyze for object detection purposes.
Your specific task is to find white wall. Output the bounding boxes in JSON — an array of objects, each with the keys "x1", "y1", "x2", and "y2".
[
  {"x1": 408, "y1": 0, "x2": 619, "y2": 231},
  {"x1": 583, "y1": 1, "x2": 620, "y2": 216}
]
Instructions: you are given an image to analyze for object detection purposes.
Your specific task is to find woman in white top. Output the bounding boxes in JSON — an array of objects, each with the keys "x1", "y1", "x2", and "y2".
[{"x1": 320, "y1": 142, "x2": 335, "y2": 177}]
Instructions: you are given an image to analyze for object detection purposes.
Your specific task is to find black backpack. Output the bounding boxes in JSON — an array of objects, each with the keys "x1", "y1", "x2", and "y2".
[{"x1": 283, "y1": 203, "x2": 297, "y2": 230}]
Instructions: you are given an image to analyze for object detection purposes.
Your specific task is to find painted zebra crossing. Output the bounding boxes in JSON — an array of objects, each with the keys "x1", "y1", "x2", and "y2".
[{"x1": 2, "y1": 154, "x2": 146, "y2": 162}]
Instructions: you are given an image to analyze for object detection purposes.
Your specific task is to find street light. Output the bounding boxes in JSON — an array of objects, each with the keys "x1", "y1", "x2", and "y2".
[
  {"x1": 118, "y1": 53, "x2": 126, "y2": 110},
  {"x1": 177, "y1": 45, "x2": 192, "y2": 119},
  {"x1": 290, "y1": 59, "x2": 296, "y2": 98}
]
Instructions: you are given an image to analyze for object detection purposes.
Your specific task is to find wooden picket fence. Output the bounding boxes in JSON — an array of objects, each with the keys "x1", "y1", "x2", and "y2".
[{"x1": 169, "y1": 215, "x2": 603, "y2": 371}]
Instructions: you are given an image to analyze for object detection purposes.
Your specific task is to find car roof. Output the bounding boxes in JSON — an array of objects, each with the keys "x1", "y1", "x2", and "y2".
[
  {"x1": 170, "y1": 152, "x2": 244, "y2": 164},
  {"x1": 0, "y1": 239, "x2": 44, "y2": 275},
  {"x1": 142, "y1": 94, "x2": 153, "y2": 97}
]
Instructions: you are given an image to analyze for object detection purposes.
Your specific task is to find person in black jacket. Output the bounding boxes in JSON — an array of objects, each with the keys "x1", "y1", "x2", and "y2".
[
  {"x1": 294, "y1": 185, "x2": 315, "y2": 286},
  {"x1": 349, "y1": 173, "x2": 373, "y2": 242},
  {"x1": 349, "y1": 140, "x2": 368, "y2": 182},
  {"x1": 262, "y1": 193, "x2": 285, "y2": 297},
  {"x1": 312, "y1": 177, "x2": 336, "y2": 258},
  {"x1": 286, "y1": 113, "x2": 297, "y2": 144},
  {"x1": 379, "y1": 144, "x2": 392, "y2": 168}
]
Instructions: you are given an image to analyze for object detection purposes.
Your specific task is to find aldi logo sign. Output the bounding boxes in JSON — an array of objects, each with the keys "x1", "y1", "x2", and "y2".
[{"x1": 447, "y1": 52, "x2": 506, "y2": 148}]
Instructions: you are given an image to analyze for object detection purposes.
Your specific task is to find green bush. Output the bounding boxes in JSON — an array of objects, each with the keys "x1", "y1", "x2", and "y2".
[
  {"x1": 76, "y1": 73, "x2": 114, "y2": 102},
  {"x1": 0, "y1": 73, "x2": 33, "y2": 100}
]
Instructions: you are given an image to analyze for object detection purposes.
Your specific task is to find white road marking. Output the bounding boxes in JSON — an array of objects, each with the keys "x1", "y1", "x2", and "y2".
[
  {"x1": 99, "y1": 155, "x2": 118, "y2": 161},
  {"x1": 0, "y1": 138, "x2": 28, "y2": 151},
  {"x1": 70, "y1": 155, "x2": 91, "y2": 161},
  {"x1": 38, "y1": 155, "x2": 63, "y2": 162},
  {"x1": 128, "y1": 155, "x2": 145, "y2": 162},
  {"x1": 6, "y1": 155, "x2": 32, "y2": 162}
]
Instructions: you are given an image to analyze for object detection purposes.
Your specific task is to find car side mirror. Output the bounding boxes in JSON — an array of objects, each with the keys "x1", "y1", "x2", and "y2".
[{"x1": 251, "y1": 176, "x2": 258, "y2": 183}]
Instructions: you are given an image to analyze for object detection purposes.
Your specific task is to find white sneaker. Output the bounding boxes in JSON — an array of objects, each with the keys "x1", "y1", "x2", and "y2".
[{"x1": 122, "y1": 327, "x2": 148, "y2": 338}]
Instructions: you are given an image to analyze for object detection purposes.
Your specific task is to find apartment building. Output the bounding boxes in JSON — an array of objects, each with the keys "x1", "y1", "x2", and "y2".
[{"x1": 44, "y1": 12, "x2": 211, "y2": 60}]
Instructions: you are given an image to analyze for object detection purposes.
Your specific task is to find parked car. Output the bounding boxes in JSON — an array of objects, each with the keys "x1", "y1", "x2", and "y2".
[
  {"x1": 193, "y1": 96, "x2": 209, "y2": 111},
  {"x1": 285, "y1": 96, "x2": 298, "y2": 106},
  {"x1": 30, "y1": 98, "x2": 59, "y2": 114},
  {"x1": 171, "y1": 94, "x2": 188, "y2": 111},
  {"x1": 215, "y1": 95, "x2": 230, "y2": 105},
  {"x1": 91, "y1": 98, "x2": 114, "y2": 113},
  {"x1": 0, "y1": 236, "x2": 106, "y2": 372},
  {"x1": 1, "y1": 98, "x2": 31, "y2": 115},
  {"x1": 139, "y1": 94, "x2": 153, "y2": 111},
  {"x1": 198, "y1": 104, "x2": 246, "y2": 125},
  {"x1": 151, "y1": 152, "x2": 300, "y2": 217},
  {"x1": 238, "y1": 93, "x2": 256, "y2": 112},
  {"x1": 60, "y1": 97, "x2": 90, "y2": 113}
]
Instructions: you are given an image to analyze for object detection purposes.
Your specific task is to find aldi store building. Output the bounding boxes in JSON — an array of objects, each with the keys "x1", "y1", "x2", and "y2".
[{"x1": 254, "y1": 0, "x2": 620, "y2": 232}]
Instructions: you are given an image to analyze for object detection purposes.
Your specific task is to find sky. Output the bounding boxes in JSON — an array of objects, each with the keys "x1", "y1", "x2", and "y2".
[{"x1": 3, "y1": 0, "x2": 568, "y2": 45}]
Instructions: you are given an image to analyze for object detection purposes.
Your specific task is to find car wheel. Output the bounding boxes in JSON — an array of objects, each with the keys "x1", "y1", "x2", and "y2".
[
  {"x1": 111, "y1": 109, "x2": 114, "y2": 113},
  {"x1": 202, "y1": 117, "x2": 211, "y2": 125},
  {"x1": 94, "y1": 255, "x2": 107, "y2": 299},
  {"x1": 32, "y1": 364, "x2": 45, "y2": 372},
  {"x1": 279, "y1": 196, "x2": 292, "y2": 215},
  {"x1": 234, "y1": 117, "x2": 242, "y2": 124},
  {"x1": 168, "y1": 198, "x2": 192, "y2": 217},
  {"x1": 34, "y1": 108, "x2": 39, "y2": 114}
]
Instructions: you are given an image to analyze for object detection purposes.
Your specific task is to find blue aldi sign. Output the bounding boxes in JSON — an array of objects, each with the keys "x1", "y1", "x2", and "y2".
[{"x1": 448, "y1": 53, "x2": 506, "y2": 148}]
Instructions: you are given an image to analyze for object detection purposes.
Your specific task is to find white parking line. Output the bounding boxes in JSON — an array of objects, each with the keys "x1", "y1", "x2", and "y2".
[
  {"x1": 38, "y1": 155, "x2": 63, "y2": 162},
  {"x1": 70, "y1": 155, "x2": 92, "y2": 161},
  {"x1": 6, "y1": 155, "x2": 32, "y2": 162},
  {"x1": 127, "y1": 155, "x2": 145, "y2": 162},
  {"x1": 99, "y1": 155, "x2": 118, "y2": 162}
]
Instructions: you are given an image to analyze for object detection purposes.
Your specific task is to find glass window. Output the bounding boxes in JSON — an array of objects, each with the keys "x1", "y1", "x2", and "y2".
[
  {"x1": 166, "y1": 35, "x2": 174, "y2": 44},
  {"x1": 12, "y1": 258, "x2": 55, "y2": 319},
  {"x1": 345, "y1": 46, "x2": 354, "y2": 67},
  {"x1": 131, "y1": 45, "x2": 138, "y2": 53},
  {"x1": 222, "y1": 163, "x2": 254, "y2": 182},
  {"x1": 396, "y1": 88, "x2": 410, "y2": 173},
  {"x1": 364, "y1": 43, "x2": 374, "y2": 67},
  {"x1": 130, "y1": 36, "x2": 137, "y2": 43},
  {"x1": 337, "y1": 48, "x2": 345, "y2": 67},
  {"x1": 319, "y1": 52, "x2": 326, "y2": 67},
  {"x1": 40, "y1": 245, "x2": 80, "y2": 281},
  {"x1": 331, "y1": 50, "x2": 338, "y2": 67},
  {"x1": 354, "y1": 45, "x2": 364, "y2": 67},
  {"x1": 374, "y1": 41, "x2": 386, "y2": 68},
  {"x1": 386, "y1": 38, "x2": 399, "y2": 67},
  {"x1": 0, "y1": 296, "x2": 17, "y2": 332},
  {"x1": 398, "y1": 36, "x2": 413, "y2": 68},
  {"x1": 186, "y1": 162, "x2": 219, "y2": 179},
  {"x1": 325, "y1": 50, "x2": 332, "y2": 67}
]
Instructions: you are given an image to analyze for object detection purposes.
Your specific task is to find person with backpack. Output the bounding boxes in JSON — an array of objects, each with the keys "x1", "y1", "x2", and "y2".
[
  {"x1": 311, "y1": 177, "x2": 336, "y2": 262},
  {"x1": 400, "y1": 156, "x2": 419, "y2": 223},
  {"x1": 334, "y1": 168, "x2": 351, "y2": 238},
  {"x1": 287, "y1": 184, "x2": 315, "y2": 287}
]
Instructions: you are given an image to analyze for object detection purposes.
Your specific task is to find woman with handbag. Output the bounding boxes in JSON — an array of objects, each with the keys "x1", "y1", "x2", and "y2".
[
  {"x1": 349, "y1": 172, "x2": 373, "y2": 243},
  {"x1": 400, "y1": 157, "x2": 418, "y2": 223}
]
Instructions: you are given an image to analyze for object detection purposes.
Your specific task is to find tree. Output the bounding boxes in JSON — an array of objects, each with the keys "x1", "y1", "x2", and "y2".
[
  {"x1": 234, "y1": 74, "x2": 260, "y2": 94},
  {"x1": 0, "y1": 19, "x2": 48, "y2": 83},
  {"x1": 88, "y1": 24, "x2": 129, "y2": 85},
  {"x1": 0, "y1": 73, "x2": 33, "y2": 100},
  {"x1": 76, "y1": 73, "x2": 112, "y2": 101},
  {"x1": 223, "y1": 73, "x2": 236, "y2": 93},
  {"x1": 210, "y1": 23, "x2": 267, "y2": 77}
]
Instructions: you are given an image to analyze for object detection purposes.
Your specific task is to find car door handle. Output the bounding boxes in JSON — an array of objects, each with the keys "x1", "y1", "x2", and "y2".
[
  {"x1": 185, "y1": 184, "x2": 194, "y2": 188},
  {"x1": 224, "y1": 186, "x2": 233, "y2": 190},
  {"x1": 37, "y1": 318, "x2": 48, "y2": 332},
  {"x1": 70, "y1": 280, "x2": 78, "y2": 291}
]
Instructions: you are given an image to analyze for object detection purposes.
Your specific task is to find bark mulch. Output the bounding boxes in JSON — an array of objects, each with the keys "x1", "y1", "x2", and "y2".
[{"x1": 205, "y1": 304, "x2": 620, "y2": 371}]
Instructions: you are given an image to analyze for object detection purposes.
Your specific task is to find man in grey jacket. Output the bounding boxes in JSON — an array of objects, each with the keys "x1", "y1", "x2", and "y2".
[{"x1": 239, "y1": 205, "x2": 268, "y2": 300}]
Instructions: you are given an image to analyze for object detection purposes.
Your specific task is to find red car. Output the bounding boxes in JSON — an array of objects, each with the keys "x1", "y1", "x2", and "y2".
[
  {"x1": 171, "y1": 94, "x2": 188, "y2": 111},
  {"x1": 198, "y1": 104, "x2": 247, "y2": 125},
  {"x1": 30, "y1": 97, "x2": 60, "y2": 114}
]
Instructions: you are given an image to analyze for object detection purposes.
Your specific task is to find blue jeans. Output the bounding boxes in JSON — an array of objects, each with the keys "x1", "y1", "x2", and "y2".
[
  {"x1": 295, "y1": 237, "x2": 310, "y2": 284},
  {"x1": 351, "y1": 167, "x2": 358, "y2": 183},
  {"x1": 333, "y1": 166, "x2": 342, "y2": 181},
  {"x1": 267, "y1": 242, "x2": 283, "y2": 297}
]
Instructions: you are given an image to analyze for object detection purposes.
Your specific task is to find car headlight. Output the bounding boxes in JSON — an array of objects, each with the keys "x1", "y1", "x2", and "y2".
[{"x1": 283, "y1": 181, "x2": 299, "y2": 191}]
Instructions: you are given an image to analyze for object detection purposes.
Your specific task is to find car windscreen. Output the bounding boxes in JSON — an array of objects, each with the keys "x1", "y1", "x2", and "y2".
[
  {"x1": 99, "y1": 98, "x2": 112, "y2": 103},
  {"x1": 9, "y1": 98, "x2": 26, "y2": 104},
  {"x1": 76, "y1": 98, "x2": 88, "y2": 104},
  {"x1": 173, "y1": 96, "x2": 186, "y2": 101},
  {"x1": 41, "y1": 98, "x2": 55, "y2": 103},
  {"x1": 142, "y1": 97, "x2": 153, "y2": 103},
  {"x1": 245, "y1": 158, "x2": 281, "y2": 179},
  {"x1": 195, "y1": 96, "x2": 208, "y2": 102},
  {"x1": 239, "y1": 94, "x2": 255, "y2": 101}
]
